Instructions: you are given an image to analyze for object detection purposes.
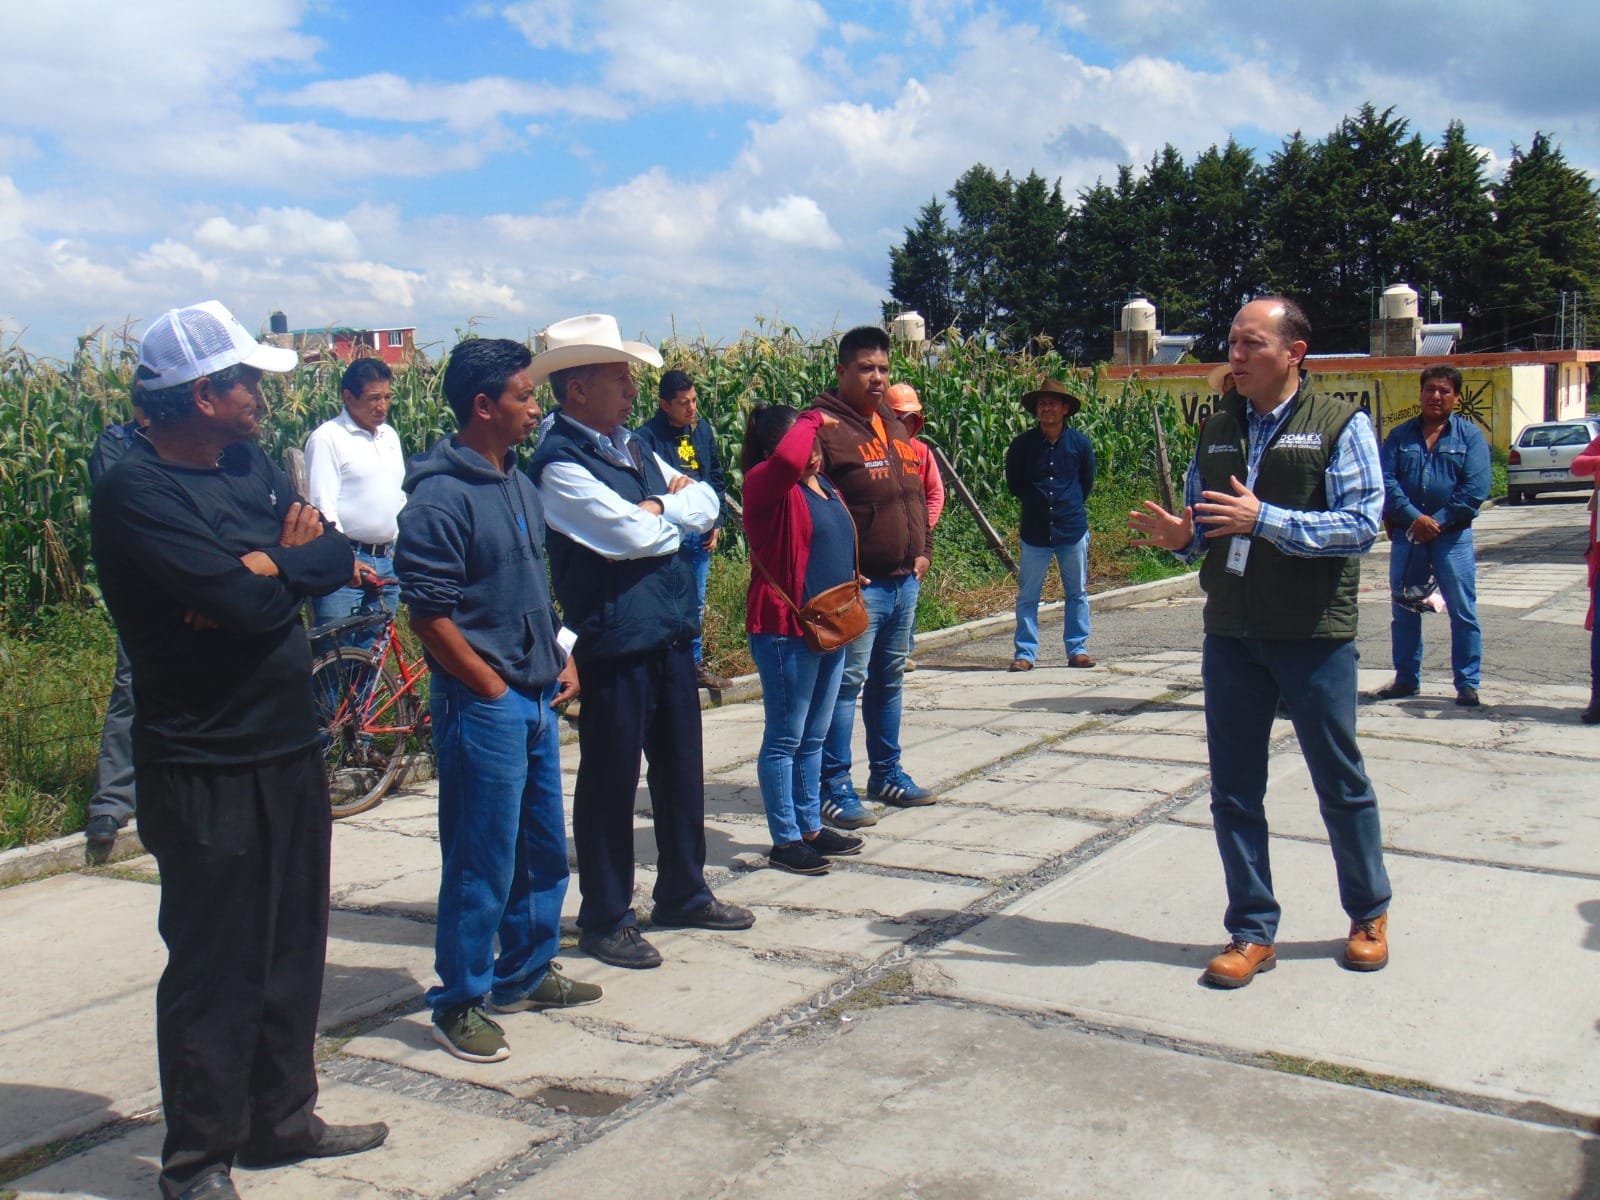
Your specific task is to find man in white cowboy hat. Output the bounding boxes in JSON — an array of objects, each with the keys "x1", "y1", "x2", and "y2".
[
  {"x1": 1005, "y1": 376, "x2": 1097, "y2": 671},
  {"x1": 92, "y1": 301, "x2": 387, "y2": 1199},
  {"x1": 529, "y1": 314, "x2": 755, "y2": 969}
]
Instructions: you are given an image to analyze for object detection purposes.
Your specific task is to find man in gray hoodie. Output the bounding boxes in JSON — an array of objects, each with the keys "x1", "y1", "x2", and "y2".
[{"x1": 395, "y1": 338, "x2": 600, "y2": 1065}]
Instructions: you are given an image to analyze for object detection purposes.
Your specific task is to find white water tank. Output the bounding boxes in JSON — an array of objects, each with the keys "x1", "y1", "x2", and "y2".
[
  {"x1": 890, "y1": 311, "x2": 926, "y2": 343},
  {"x1": 1121, "y1": 297, "x2": 1157, "y2": 333},
  {"x1": 1380, "y1": 284, "x2": 1419, "y2": 321}
]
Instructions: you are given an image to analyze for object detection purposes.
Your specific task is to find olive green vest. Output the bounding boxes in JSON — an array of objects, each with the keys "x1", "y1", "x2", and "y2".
[{"x1": 1196, "y1": 389, "x2": 1362, "y2": 639}]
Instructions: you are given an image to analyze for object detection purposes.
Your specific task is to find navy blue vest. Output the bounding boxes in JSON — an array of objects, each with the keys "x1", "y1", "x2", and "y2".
[{"x1": 530, "y1": 419, "x2": 699, "y2": 664}]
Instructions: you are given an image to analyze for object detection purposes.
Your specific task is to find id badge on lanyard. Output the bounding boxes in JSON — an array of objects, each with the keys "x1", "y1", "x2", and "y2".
[{"x1": 1227, "y1": 426, "x2": 1272, "y2": 577}]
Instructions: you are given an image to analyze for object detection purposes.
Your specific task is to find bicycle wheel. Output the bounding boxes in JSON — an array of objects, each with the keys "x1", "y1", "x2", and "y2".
[{"x1": 310, "y1": 646, "x2": 416, "y2": 819}]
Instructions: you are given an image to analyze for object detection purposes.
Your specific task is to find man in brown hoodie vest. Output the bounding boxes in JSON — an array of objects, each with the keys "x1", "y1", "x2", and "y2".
[{"x1": 812, "y1": 326, "x2": 934, "y2": 829}]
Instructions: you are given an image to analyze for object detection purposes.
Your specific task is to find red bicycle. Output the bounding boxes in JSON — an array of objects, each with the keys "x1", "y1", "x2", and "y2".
[{"x1": 309, "y1": 609, "x2": 431, "y2": 818}]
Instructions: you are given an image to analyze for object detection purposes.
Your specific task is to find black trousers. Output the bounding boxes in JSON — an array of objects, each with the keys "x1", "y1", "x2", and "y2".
[
  {"x1": 573, "y1": 643, "x2": 713, "y2": 933},
  {"x1": 136, "y1": 746, "x2": 332, "y2": 1198}
]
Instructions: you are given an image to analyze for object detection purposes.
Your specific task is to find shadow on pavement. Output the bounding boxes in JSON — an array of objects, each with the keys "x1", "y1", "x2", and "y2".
[
  {"x1": 878, "y1": 913, "x2": 1344, "y2": 973},
  {"x1": 0, "y1": 1085, "x2": 150, "y2": 1196}
]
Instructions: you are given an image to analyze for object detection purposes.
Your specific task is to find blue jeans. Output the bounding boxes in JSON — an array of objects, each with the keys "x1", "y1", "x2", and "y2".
[
  {"x1": 822, "y1": 574, "x2": 919, "y2": 787},
  {"x1": 1013, "y1": 534, "x2": 1090, "y2": 660},
  {"x1": 312, "y1": 549, "x2": 396, "y2": 648},
  {"x1": 749, "y1": 633, "x2": 846, "y2": 845},
  {"x1": 1201, "y1": 635, "x2": 1391, "y2": 945},
  {"x1": 1389, "y1": 528, "x2": 1480, "y2": 690},
  {"x1": 428, "y1": 674, "x2": 569, "y2": 1014},
  {"x1": 680, "y1": 533, "x2": 712, "y2": 665},
  {"x1": 91, "y1": 637, "x2": 137, "y2": 825}
]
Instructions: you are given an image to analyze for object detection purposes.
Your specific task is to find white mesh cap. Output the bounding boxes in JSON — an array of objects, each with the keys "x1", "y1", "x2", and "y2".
[{"x1": 136, "y1": 301, "x2": 298, "y2": 389}]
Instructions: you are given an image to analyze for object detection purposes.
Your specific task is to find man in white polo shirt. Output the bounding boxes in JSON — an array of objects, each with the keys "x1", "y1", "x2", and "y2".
[{"x1": 305, "y1": 357, "x2": 407, "y2": 634}]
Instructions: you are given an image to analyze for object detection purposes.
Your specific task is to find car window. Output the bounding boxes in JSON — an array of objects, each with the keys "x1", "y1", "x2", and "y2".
[
  {"x1": 1552, "y1": 427, "x2": 1592, "y2": 447},
  {"x1": 1520, "y1": 427, "x2": 1553, "y2": 447}
]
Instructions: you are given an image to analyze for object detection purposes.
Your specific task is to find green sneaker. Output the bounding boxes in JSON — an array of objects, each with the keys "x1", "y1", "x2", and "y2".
[
  {"x1": 490, "y1": 962, "x2": 602, "y2": 1013},
  {"x1": 432, "y1": 1004, "x2": 509, "y2": 1063}
]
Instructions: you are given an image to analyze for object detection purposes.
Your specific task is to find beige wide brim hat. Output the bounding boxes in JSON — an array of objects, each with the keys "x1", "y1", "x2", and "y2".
[
  {"x1": 1206, "y1": 363, "x2": 1235, "y2": 395},
  {"x1": 528, "y1": 313, "x2": 664, "y2": 384},
  {"x1": 1020, "y1": 376, "x2": 1084, "y2": 417}
]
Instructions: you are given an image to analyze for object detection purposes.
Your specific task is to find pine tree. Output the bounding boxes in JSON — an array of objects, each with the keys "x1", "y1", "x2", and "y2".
[
  {"x1": 887, "y1": 199, "x2": 959, "y2": 334},
  {"x1": 948, "y1": 165, "x2": 1015, "y2": 333},
  {"x1": 1483, "y1": 132, "x2": 1600, "y2": 349},
  {"x1": 992, "y1": 170, "x2": 1070, "y2": 352},
  {"x1": 1412, "y1": 120, "x2": 1495, "y2": 330}
]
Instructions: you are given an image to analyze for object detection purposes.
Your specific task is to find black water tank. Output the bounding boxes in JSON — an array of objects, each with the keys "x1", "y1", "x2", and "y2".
[{"x1": 269, "y1": 310, "x2": 288, "y2": 334}]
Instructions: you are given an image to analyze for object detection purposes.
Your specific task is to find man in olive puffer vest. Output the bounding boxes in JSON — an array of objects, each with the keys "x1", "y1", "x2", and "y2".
[{"x1": 1130, "y1": 297, "x2": 1392, "y2": 990}]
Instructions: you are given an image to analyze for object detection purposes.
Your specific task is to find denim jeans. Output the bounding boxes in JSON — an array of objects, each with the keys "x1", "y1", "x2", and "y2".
[
  {"x1": 749, "y1": 633, "x2": 846, "y2": 845},
  {"x1": 822, "y1": 573, "x2": 919, "y2": 787},
  {"x1": 312, "y1": 549, "x2": 396, "y2": 649},
  {"x1": 1013, "y1": 534, "x2": 1090, "y2": 661},
  {"x1": 1388, "y1": 527, "x2": 1480, "y2": 690},
  {"x1": 91, "y1": 636, "x2": 137, "y2": 825},
  {"x1": 428, "y1": 673, "x2": 568, "y2": 1014},
  {"x1": 1201, "y1": 634, "x2": 1391, "y2": 945},
  {"x1": 680, "y1": 533, "x2": 712, "y2": 665}
]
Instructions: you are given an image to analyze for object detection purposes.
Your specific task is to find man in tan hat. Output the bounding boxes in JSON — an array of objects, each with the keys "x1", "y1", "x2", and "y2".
[
  {"x1": 1006, "y1": 377, "x2": 1097, "y2": 670},
  {"x1": 529, "y1": 314, "x2": 754, "y2": 970}
]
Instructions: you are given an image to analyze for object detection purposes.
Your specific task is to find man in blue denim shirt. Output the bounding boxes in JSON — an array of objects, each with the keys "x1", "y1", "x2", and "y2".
[{"x1": 1370, "y1": 365, "x2": 1491, "y2": 707}]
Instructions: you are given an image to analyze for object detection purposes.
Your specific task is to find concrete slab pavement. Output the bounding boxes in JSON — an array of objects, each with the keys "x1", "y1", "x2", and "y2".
[
  {"x1": 8, "y1": 500, "x2": 1600, "y2": 1197},
  {"x1": 499, "y1": 1004, "x2": 1600, "y2": 1200}
]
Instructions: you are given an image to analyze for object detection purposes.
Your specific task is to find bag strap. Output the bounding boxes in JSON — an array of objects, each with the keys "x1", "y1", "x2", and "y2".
[{"x1": 749, "y1": 480, "x2": 860, "y2": 616}]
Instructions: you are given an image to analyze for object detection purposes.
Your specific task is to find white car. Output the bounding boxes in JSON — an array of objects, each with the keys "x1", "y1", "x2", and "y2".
[{"x1": 1506, "y1": 419, "x2": 1600, "y2": 504}]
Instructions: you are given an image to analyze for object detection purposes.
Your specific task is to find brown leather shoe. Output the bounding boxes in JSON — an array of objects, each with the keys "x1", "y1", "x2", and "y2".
[
  {"x1": 1343, "y1": 913, "x2": 1389, "y2": 971},
  {"x1": 1008, "y1": 658, "x2": 1033, "y2": 672},
  {"x1": 1068, "y1": 653, "x2": 1096, "y2": 668},
  {"x1": 695, "y1": 663, "x2": 733, "y2": 691},
  {"x1": 1202, "y1": 938, "x2": 1276, "y2": 989}
]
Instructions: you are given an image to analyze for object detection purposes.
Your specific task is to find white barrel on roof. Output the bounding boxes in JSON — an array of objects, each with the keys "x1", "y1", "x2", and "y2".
[
  {"x1": 1380, "y1": 283, "x2": 1419, "y2": 321},
  {"x1": 1121, "y1": 297, "x2": 1157, "y2": 333}
]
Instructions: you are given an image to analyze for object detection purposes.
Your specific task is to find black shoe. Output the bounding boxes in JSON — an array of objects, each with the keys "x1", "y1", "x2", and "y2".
[
  {"x1": 650, "y1": 898, "x2": 756, "y2": 930},
  {"x1": 1455, "y1": 686, "x2": 1481, "y2": 707},
  {"x1": 176, "y1": 1175, "x2": 239, "y2": 1199},
  {"x1": 84, "y1": 814, "x2": 120, "y2": 865},
  {"x1": 1369, "y1": 680, "x2": 1419, "y2": 701},
  {"x1": 768, "y1": 841, "x2": 830, "y2": 875},
  {"x1": 236, "y1": 1121, "x2": 389, "y2": 1168},
  {"x1": 807, "y1": 827, "x2": 864, "y2": 857},
  {"x1": 579, "y1": 926, "x2": 663, "y2": 969},
  {"x1": 1582, "y1": 701, "x2": 1600, "y2": 725}
]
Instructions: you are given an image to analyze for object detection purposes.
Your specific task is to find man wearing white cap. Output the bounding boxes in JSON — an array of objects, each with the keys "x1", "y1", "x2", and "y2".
[
  {"x1": 92, "y1": 302, "x2": 387, "y2": 1199},
  {"x1": 529, "y1": 314, "x2": 755, "y2": 969}
]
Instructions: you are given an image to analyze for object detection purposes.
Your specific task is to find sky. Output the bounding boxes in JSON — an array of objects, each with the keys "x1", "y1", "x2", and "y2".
[{"x1": 3, "y1": 0, "x2": 1598, "y2": 361}]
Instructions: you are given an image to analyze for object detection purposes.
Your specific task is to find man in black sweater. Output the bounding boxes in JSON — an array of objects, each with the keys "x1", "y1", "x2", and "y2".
[{"x1": 92, "y1": 301, "x2": 387, "y2": 1200}]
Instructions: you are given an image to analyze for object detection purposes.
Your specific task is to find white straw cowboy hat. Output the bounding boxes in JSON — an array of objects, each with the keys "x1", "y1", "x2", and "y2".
[
  {"x1": 1206, "y1": 363, "x2": 1235, "y2": 395},
  {"x1": 528, "y1": 314, "x2": 663, "y2": 384}
]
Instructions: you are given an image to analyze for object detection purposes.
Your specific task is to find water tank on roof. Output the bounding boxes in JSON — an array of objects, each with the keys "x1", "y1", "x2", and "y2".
[
  {"x1": 1121, "y1": 297, "x2": 1157, "y2": 333},
  {"x1": 1380, "y1": 284, "x2": 1418, "y2": 321},
  {"x1": 269, "y1": 310, "x2": 288, "y2": 335},
  {"x1": 890, "y1": 311, "x2": 926, "y2": 344}
]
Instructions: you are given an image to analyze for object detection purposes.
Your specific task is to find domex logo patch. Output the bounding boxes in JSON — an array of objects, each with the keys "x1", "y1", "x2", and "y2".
[{"x1": 1277, "y1": 432, "x2": 1324, "y2": 449}]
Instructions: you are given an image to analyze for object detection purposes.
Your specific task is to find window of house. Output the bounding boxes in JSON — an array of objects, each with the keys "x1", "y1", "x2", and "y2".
[{"x1": 386, "y1": 330, "x2": 405, "y2": 347}]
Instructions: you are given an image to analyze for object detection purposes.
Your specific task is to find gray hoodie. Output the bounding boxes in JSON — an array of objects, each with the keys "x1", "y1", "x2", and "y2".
[{"x1": 395, "y1": 437, "x2": 565, "y2": 692}]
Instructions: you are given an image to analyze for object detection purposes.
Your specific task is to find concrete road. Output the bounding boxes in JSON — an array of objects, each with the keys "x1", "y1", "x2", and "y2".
[{"x1": 4, "y1": 498, "x2": 1598, "y2": 1199}]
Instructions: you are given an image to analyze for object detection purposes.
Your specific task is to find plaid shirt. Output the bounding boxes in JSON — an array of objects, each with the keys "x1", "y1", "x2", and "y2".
[{"x1": 1178, "y1": 392, "x2": 1384, "y2": 561}]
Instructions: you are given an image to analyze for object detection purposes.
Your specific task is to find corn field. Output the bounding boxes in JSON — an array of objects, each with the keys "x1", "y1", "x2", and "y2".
[{"x1": 0, "y1": 323, "x2": 1195, "y2": 630}]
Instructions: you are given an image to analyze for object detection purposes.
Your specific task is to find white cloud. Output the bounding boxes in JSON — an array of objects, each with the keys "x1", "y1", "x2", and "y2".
[
  {"x1": 738, "y1": 195, "x2": 843, "y2": 248},
  {"x1": 332, "y1": 262, "x2": 425, "y2": 310},
  {"x1": 281, "y1": 73, "x2": 625, "y2": 131},
  {"x1": 501, "y1": 0, "x2": 585, "y2": 50},
  {"x1": 194, "y1": 208, "x2": 363, "y2": 261}
]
